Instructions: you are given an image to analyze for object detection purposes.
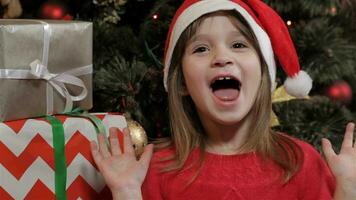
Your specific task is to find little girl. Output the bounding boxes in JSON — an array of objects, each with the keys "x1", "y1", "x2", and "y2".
[{"x1": 91, "y1": 0, "x2": 356, "y2": 199}]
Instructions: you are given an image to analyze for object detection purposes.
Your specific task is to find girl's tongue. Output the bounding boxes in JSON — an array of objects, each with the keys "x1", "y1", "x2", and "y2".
[{"x1": 213, "y1": 89, "x2": 239, "y2": 101}]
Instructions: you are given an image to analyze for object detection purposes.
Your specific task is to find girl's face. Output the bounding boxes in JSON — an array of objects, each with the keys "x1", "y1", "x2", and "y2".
[{"x1": 182, "y1": 14, "x2": 261, "y2": 126}]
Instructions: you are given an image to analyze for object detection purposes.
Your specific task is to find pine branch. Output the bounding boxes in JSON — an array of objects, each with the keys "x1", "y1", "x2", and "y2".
[
  {"x1": 273, "y1": 96, "x2": 353, "y2": 152},
  {"x1": 94, "y1": 55, "x2": 147, "y2": 111},
  {"x1": 265, "y1": 0, "x2": 334, "y2": 19},
  {"x1": 290, "y1": 18, "x2": 356, "y2": 85}
]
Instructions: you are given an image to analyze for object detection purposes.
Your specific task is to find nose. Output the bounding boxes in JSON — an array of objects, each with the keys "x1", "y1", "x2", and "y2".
[
  {"x1": 213, "y1": 57, "x2": 233, "y2": 67},
  {"x1": 212, "y1": 48, "x2": 233, "y2": 68}
]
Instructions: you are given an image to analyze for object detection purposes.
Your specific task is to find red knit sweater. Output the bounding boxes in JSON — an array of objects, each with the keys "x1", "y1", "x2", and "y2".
[{"x1": 142, "y1": 139, "x2": 335, "y2": 200}]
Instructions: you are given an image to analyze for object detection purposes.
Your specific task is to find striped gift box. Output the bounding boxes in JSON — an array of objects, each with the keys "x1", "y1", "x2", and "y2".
[{"x1": 0, "y1": 114, "x2": 126, "y2": 200}]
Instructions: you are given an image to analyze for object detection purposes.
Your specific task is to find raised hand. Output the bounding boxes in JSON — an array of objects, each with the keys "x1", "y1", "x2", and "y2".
[
  {"x1": 322, "y1": 122, "x2": 356, "y2": 200},
  {"x1": 90, "y1": 128, "x2": 154, "y2": 200}
]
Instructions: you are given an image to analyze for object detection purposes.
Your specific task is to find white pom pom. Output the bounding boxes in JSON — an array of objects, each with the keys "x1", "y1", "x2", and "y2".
[{"x1": 284, "y1": 70, "x2": 313, "y2": 98}]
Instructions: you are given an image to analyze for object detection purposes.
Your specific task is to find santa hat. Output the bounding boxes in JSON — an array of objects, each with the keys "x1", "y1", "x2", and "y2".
[{"x1": 163, "y1": 0, "x2": 312, "y2": 98}]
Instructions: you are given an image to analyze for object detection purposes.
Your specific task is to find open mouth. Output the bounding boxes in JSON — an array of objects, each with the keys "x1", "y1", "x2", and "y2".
[{"x1": 210, "y1": 76, "x2": 241, "y2": 101}]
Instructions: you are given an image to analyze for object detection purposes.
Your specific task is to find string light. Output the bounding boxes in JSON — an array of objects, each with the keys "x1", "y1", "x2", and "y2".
[
  {"x1": 286, "y1": 20, "x2": 292, "y2": 26},
  {"x1": 330, "y1": 6, "x2": 337, "y2": 15},
  {"x1": 152, "y1": 14, "x2": 159, "y2": 20}
]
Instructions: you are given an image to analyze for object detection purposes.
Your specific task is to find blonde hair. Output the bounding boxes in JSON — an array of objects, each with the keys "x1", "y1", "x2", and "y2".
[{"x1": 159, "y1": 10, "x2": 303, "y2": 183}]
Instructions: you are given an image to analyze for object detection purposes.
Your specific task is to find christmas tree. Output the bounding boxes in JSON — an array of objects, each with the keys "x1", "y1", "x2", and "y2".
[
  {"x1": 8, "y1": 0, "x2": 356, "y2": 151},
  {"x1": 91, "y1": 0, "x2": 356, "y2": 152}
]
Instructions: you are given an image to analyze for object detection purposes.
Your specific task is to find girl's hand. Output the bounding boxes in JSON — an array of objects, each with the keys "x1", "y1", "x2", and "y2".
[
  {"x1": 322, "y1": 122, "x2": 356, "y2": 200},
  {"x1": 90, "y1": 128, "x2": 154, "y2": 200}
]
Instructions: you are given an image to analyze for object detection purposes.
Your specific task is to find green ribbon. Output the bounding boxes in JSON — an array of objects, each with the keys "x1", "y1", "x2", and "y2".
[
  {"x1": 65, "y1": 108, "x2": 107, "y2": 136},
  {"x1": 46, "y1": 115, "x2": 67, "y2": 200},
  {"x1": 65, "y1": 108, "x2": 109, "y2": 145},
  {"x1": 46, "y1": 109, "x2": 108, "y2": 200}
]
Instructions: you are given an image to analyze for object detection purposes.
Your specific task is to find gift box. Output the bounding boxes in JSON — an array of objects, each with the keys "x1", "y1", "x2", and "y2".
[
  {"x1": 0, "y1": 19, "x2": 93, "y2": 121},
  {"x1": 0, "y1": 113, "x2": 126, "y2": 200}
]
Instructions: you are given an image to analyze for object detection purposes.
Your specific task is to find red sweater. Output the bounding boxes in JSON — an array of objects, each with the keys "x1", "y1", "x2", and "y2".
[{"x1": 142, "y1": 140, "x2": 335, "y2": 200}]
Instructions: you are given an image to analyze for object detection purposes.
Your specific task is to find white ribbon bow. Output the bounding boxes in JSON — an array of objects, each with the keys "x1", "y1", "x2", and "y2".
[{"x1": 29, "y1": 59, "x2": 88, "y2": 113}]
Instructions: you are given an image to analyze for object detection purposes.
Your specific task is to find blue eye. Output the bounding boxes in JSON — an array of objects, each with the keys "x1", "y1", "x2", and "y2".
[
  {"x1": 193, "y1": 46, "x2": 209, "y2": 53},
  {"x1": 232, "y1": 42, "x2": 247, "y2": 49}
]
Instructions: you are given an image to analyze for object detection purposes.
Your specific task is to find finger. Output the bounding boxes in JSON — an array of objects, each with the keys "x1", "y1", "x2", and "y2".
[
  {"x1": 98, "y1": 134, "x2": 111, "y2": 158},
  {"x1": 341, "y1": 122, "x2": 355, "y2": 150},
  {"x1": 138, "y1": 144, "x2": 154, "y2": 170},
  {"x1": 109, "y1": 127, "x2": 122, "y2": 155},
  {"x1": 123, "y1": 128, "x2": 135, "y2": 156},
  {"x1": 90, "y1": 141, "x2": 103, "y2": 165},
  {"x1": 322, "y1": 138, "x2": 336, "y2": 164}
]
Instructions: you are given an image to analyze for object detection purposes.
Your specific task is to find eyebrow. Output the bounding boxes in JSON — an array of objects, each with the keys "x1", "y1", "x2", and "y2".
[
  {"x1": 187, "y1": 31, "x2": 248, "y2": 46},
  {"x1": 189, "y1": 30, "x2": 245, "y2": 43},
  {"x1": 188, "y1": 34, "x2": 210, "y2": 44}
]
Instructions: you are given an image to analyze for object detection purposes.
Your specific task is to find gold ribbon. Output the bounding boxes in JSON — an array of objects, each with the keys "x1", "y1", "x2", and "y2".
[{"x1": 270, "y1": 85, "x2": 309, "y2": 127}]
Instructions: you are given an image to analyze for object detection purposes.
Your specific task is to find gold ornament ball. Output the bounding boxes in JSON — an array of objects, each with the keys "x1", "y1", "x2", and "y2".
[{"x1": 127, "y1": 119, "x2": 148, "y2": 157}]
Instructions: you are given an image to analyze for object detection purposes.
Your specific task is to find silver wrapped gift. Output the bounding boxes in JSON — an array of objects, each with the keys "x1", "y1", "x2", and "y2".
[{"x1": 0, "y1": 20, "x2": 93, "y2": 121}]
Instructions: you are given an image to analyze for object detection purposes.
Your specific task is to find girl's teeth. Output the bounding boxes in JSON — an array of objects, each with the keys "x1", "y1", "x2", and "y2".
[{"x1": 218, "y1": 77, "x2": 232, "y2": 81}]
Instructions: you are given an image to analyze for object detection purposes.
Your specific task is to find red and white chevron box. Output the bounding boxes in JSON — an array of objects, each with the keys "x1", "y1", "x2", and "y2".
[{"x1": 0, "y1": 113, "x2": 127, "y2": 200}]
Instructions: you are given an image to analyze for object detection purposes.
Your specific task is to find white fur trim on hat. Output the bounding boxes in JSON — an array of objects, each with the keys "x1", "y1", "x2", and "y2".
[{"x1": 284, "y1": 70, "x2": 312, "y2": 98}]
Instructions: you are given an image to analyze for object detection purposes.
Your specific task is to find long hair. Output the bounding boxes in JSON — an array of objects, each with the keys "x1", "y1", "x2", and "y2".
[{"x1": 160, "y1": 10, "x2": 303, "y2": 183}]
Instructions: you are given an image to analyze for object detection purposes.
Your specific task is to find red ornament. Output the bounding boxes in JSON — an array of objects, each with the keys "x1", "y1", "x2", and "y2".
[
  {"x1": 326, "y1": 80, "x2": 352, "y2": 104},
  {"x1": 62, "y1": 14, "x2": 73, "y2": 21},
  {"x1": 38, "y1": 1, "x2": 69, "y2": 20}
]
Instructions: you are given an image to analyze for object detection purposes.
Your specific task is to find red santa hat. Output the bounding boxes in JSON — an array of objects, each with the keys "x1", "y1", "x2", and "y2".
[{"x1": 163, "y1": 0, "x2": 312, "y2": 98}]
